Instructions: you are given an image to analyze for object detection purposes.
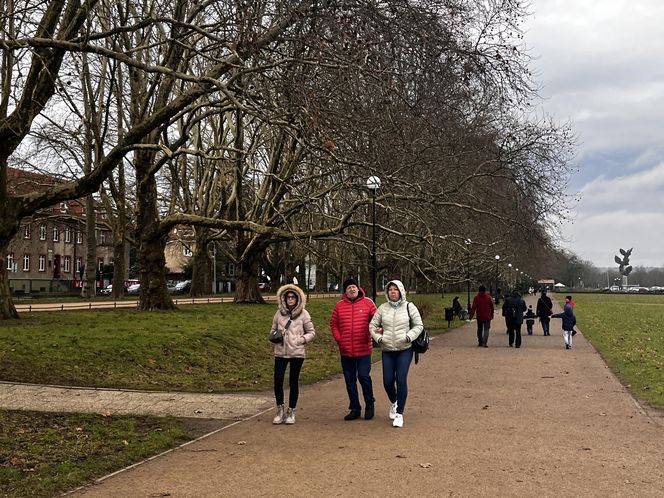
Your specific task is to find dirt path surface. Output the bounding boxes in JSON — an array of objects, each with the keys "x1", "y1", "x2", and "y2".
[{"x1": 71, "y1": 296, "x2": 664, "y2": 497}]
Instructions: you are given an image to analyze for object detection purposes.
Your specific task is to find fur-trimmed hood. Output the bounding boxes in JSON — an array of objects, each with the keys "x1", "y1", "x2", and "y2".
[{"x1": 276, "y1": 284, "x2": 307, "y2": 317}]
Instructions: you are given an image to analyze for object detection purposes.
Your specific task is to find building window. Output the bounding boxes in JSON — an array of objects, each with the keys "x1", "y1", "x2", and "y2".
[
  {"x1": 228, "y1": 262, "x2": 235, "y2": 277},
  {"x1": 64, "y1": 227, "x2": 71, "y2": 243},
  {"x1": 63, "y1": 256, "x2": 71, "y2": 273},
  {"x1": 6, "y1": 253, "x2": 14, "y2": 271},
  {"x1": 97, "y1": 258, "x2": 104, "y2": 271},
  {"x1": 52, "y1": 227, "x2": 59, "y2": 241},
  {"x1": 23, "y1": 225, "x2": 31, "y2": 239},
  {"x1": 23, "y1": 254, "x2": 30, "y2": 271},
  {"x1": 76, "y1": 257, "x2": 82, "y2": 274},
  {"x1": 99, "y1": 231, "x2": 106, "y2": 244},
  {"x1": 60, "y1": 202, "x2": 68, "y2": 213},
  {"x1": 39, "y1": 224, "x2": 47, "y2": 240},
  {"x1": 39, "y1": 255, "x2": 46, "y2": 272},
  {"x1": 76, "y1": 231, "x2": 83, "y2": 244},
  {"x1": 183, "y1": 245, "x2": 192, "y2": 257}
]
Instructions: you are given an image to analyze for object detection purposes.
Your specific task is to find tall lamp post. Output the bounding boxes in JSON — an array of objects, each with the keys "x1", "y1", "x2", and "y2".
[
  {"x1": 367, "y1": 176, "x2": 381, "y2": 303},
  {"x1": 507, "y1": 263, "x2": 512, "y2": 291},
  {"x1": 494, "y1": 255, "x2": 500, "y2": 302},
  {"x1": 464, "y1": 239, "x2": 472, "y2": 311},
  {"x1": 515, "y1": 267, "x2": 519, "y2": 290}
]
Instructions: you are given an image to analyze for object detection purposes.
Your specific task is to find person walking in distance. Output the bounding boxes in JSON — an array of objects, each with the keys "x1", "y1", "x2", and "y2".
[
  {"x1": 330, "y1": 278, "x2": 378, "y2": 421},
  {"x1": 536, "y1": 290, "x2": 553, "y2": 336},
  {"x1": 468, "y1": 285, "x2": 494, "y2": 347},
  {"x1": 502, "y1": 290, "x2": 527, "y2": 348},
  {"x1": 552, "y1": 303, "x2": 577, "y2": 349},
  {"x1": 269, "y1": 284, "x2": 316, "y2": 425},
  {"x1": 524, "y1": 305, "x2": 536, "y2": 335},
  {"x1": 369, "y1": 280, "x2": 423, "y2": 428}
]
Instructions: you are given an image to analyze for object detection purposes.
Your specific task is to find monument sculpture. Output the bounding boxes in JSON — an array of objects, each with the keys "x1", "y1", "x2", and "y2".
[{"x1": 614, "y1": 247, "x2": 633, "y2": 287}]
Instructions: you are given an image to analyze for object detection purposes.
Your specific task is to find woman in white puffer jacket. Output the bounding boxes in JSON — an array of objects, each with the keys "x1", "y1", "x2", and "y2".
[{"x1": 369, "y1": 280, "x2": 423, "y2": 428}]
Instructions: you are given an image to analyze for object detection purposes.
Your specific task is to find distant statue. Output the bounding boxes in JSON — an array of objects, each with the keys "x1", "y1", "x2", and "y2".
[{"x1": 614, "y1": 247, "x2": 633, "y2": 278}]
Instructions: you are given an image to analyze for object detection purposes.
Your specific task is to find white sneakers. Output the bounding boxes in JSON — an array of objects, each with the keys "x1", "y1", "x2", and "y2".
[
  {"x1": 393, "y1": 413, "x2": 404, "y2": 428},
  {"x1": 389, "y1": 402, "x2": 398, "y2": 420},
  {"x1": 272, "y1": 405, "x2": 285, "y2": 424},
  {"x1": 285, "y1": 407, "x2": 296, "y2": 424}
]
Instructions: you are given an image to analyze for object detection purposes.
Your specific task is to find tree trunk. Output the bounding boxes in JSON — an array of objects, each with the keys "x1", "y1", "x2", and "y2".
[
  {"x1": 191, "y1": 229, "x2": 211, "y2": 297},
  {"x1": 111, "y1": 240, "x2": 127, "y2": 299},
  {"x1": 0, "y1": 166, "x2": 20, "y2": 319},
  {"x1": 0, "y1": 243, "x2": 19, "y2": 319},
  {"x1": 135, "y1": 150, "x2": 175, "y2": 311},
  {"x1": 81, "y1": 194, "x2": 97, "y2": 298},
  {"x1": 234, "y1": 253, "x2": 265, "y2": 304}
]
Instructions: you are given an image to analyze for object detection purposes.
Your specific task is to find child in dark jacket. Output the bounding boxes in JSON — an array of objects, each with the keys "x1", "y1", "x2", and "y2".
[
  {"x1": 524, "y1": 305, "x2": 536, "y2": 335},
  {"x1": 551, "y1": 303, "x2": 577, "y2": 349}
]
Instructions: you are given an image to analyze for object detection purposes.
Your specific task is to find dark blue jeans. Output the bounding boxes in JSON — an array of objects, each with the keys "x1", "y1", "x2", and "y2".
[
  {"x1": 340, "y1": 355, "x2": 374, "y2": 411},
  {"x1": 381, "y1": 348, "x2": 413, "y2": 415},
  {"x1": 540, "y1": 317, "x2": 551, "y2": 335},
  {"x1": 274, "y1": 357, "x2": 304, "y2": 408}
]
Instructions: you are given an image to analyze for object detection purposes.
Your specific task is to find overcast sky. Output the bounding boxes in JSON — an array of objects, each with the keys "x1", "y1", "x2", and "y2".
[{"x1": 524, "y1": 0, "x2": 664, "y2": 268}]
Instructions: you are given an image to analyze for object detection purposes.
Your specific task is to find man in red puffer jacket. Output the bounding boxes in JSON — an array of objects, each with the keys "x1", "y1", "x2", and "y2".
[{"x1": 330, "y1": 278, "x2": 377, "y2": 421}]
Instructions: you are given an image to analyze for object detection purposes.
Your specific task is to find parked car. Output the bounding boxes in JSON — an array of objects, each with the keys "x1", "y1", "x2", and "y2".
[
  {"x1": 258, "y1": 282, "x2": 271, "y2": 291},
  {"x1": 126, "y1": 283, "x2": 141, "y2": 294},
  {"x1": 172, "y1": 280, "x2": 191, "y2": 294},
  {"x1": 99, "y1": 284, "x2": 113, "y2": 295}
]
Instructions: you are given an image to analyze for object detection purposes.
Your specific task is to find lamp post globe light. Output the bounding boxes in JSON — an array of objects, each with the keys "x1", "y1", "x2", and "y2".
[
  {"x1": 507, "y1": 263, "x2": 512, "y2": 290},
  {"x1": 367, "y1": 176, "x2": 381, "y2": 303},
  {"x1": 494, "y1": 255, "x2": 500, "y2": 302},
  {"x1": 464, "y1": 239, "x2": 472, "y2": 311}
]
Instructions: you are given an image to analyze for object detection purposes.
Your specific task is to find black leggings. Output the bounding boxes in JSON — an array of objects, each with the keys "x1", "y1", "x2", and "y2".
[{"x1": 274, "y1": 357, "x2": 304, "y2": 408}]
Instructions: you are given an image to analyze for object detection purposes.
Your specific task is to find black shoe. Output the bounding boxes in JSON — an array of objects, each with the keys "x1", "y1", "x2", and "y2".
[
  {"x1": 477, "y1": 343, "x2": 482, "y2": 347},
  {"x1": 509, "y1": 344, "x2": 513, "y2": 347},
  {"x1": 482, "y1": 344, "x2": 488, "y2": 348},
  {"x1": 344, "y1": 410, "x2": 361, "y2": 421},
  {"x1": 364, "y1": 404, "x2": 374, "y2": 420},
  {"x1": 565, "y1": 344, "x2": 570, "y2": 349}
]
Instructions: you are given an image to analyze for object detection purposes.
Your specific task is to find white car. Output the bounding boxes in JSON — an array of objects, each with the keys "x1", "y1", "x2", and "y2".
[
  {"x1": 99, "y1": 284, "x2": 113, "y2": 295},
  {"x1": 126, "y1": 283, "x2": 141, "y2": 294}
]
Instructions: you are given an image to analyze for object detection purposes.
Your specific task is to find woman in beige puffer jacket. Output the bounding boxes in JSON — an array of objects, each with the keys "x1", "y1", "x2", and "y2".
[
  {"x1": 369, "y1": 280, "x2": 423, "y2": 428},
  {"x1": 269, "y1": 284, "x2": 315, "y2": 425}
]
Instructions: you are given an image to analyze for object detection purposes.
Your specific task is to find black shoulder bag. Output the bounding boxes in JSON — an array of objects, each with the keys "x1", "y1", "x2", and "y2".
[
  {"x1": 407, "y1": 303, "x2": 429, "y2": 364},
  {"x1": 269, "y1": 318, "x2": 291, "y2": 344}
]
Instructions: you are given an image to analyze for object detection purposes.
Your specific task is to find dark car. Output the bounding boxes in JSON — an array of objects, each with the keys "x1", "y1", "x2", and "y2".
[{"x1": 258, "y1": 282, "x2": 271, "y2": 291}]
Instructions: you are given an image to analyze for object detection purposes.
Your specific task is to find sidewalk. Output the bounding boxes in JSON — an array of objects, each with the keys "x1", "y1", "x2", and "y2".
[
  {"x1": 0, "y1": 382, "x2": 272, "y2": 420},
  {"x1": 65, "y1": 295, "x2": 663, "y2": 497}
]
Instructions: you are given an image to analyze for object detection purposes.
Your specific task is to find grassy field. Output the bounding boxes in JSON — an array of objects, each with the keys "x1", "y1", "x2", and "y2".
[
  {"x1": 0, "y1": 293, "x2": 456, "y2": 497},
  {"x1": 565, "y1": 292, "x2": 664, "y2": 408}
]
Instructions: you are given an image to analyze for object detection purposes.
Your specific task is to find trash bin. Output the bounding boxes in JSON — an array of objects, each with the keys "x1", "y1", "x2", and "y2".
[{"x1": 444, "y1": 307, "x2": 454, "y2": 325}]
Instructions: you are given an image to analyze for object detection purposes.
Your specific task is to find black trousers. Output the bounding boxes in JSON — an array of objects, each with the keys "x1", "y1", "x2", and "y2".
[{"x1": 507, "y1": 323, "x2": 522, "y2": 348}]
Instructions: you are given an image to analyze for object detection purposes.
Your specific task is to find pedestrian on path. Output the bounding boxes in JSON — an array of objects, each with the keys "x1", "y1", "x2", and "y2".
[
  {"x1": 552, "y1": 303, "x2": 577, "y2": 349},
  {"x1": 269, "y1": 284, "x2": 316, "y2": 425},
  {"x1": 369, "y1": 280, "x2": 423, "y2": 428},
  {"x1": 536, "y1": 290, "x2": 553, "y2": 336},
  {"x1": 468, "y1": 285, "x2": 494, "y2": 347},
  {"x1": 502, "y1": 290, "x2": 527, "y2": 348},
  {"x1": 524, "y1": 305, "x2": 536, "y2": 335},
  {"x1": 565, "y1": 295, "x2": 575, "y2": 310},
  {"x1": 330, "y1": 278, "x2": 377, "y2": 421}
]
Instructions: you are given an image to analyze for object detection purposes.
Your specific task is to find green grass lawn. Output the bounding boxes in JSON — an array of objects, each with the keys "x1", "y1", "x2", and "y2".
[
  {"x1": 566, "y1": 293, "x2": 664, "y2": 408},
  {"x1": 0, "y1": 293, "x2": 457, "y2": 497}
]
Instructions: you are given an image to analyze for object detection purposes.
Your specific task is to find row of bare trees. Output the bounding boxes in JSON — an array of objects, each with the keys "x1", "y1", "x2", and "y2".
[{"x1": 0, "y1": 0, "x2": 575, "y2": 319}]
